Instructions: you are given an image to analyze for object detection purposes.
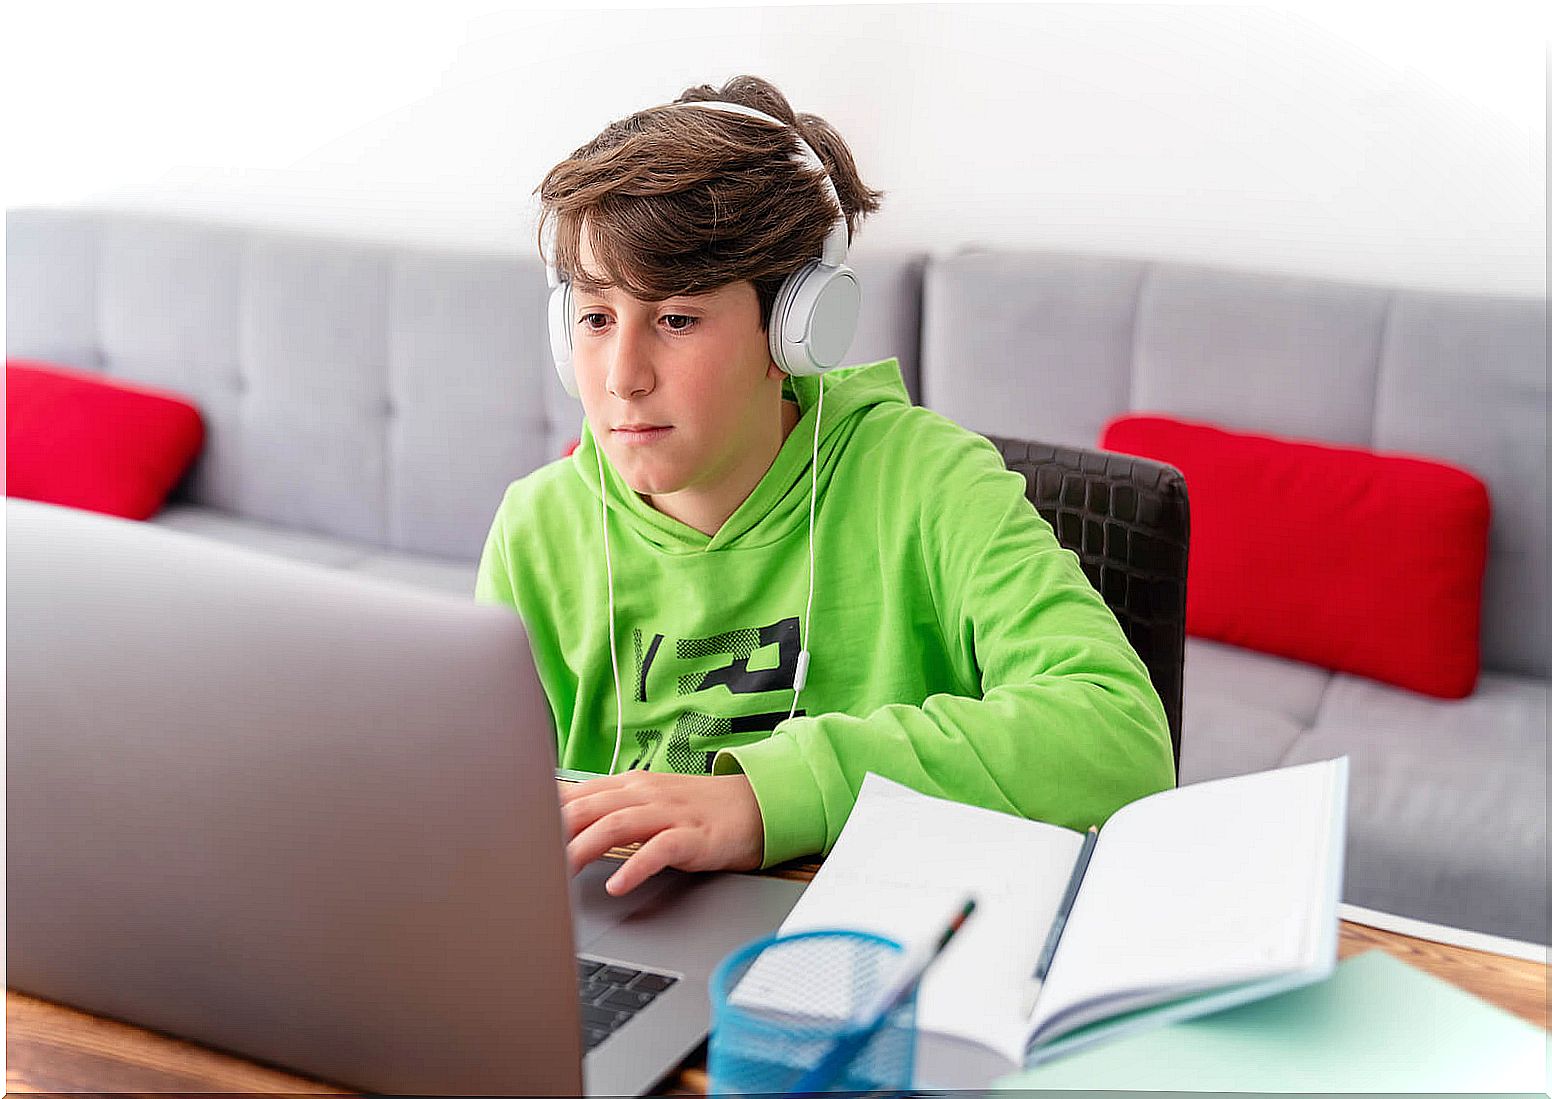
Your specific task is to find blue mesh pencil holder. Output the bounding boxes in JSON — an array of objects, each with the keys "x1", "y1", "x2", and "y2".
[{"x1": 707, "y1": 929, "x2": 916, "y2": 1096}]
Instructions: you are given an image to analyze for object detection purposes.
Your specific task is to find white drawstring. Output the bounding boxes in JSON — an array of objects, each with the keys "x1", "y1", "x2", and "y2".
[
  {"x1": 596, "y1": 373, "x2": 825, "y2": 771},
  {"x1": 788, "y1": 374, "x2": 823, "y2": 721},
  {"x1": 596, "y1": 433, "x2": 626, "y2": 775}
]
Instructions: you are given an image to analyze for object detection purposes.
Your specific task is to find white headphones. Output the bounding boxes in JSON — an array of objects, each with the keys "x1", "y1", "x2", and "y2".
[{"x1": 543, "y1": 99, "x2": 861, "y2": 396}]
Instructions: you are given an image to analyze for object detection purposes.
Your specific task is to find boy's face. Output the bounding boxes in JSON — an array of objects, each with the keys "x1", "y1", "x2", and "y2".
[{"x1": 570, "y1": 228, "x2": 787, "y2": 503}]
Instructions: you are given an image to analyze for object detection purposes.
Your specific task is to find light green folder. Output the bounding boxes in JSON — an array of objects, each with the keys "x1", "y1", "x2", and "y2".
[{"x1": 993, "y1": 950, "x2": 1548, "y2": 1092}]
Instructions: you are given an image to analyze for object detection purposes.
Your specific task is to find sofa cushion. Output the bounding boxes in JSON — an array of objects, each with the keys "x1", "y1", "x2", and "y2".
[
  {"x1": 914, "y1": 250, "x2": 1543, "y2": 682},
  {"x1": 1184, "y1": 636, "x2": 1332, "y2": 727},
  {"x1": 1177, "y1": 695, "x2": 1306, "y2": 787},
  {"x1": 1101, "y1": 414, "x2": 1491, "y2": 699},
  {"x1": 6, "y1": 210, "x2": 930, "y2": 564},
  {"x1": 1372, "y1": 289, "x2": 1548, "y2": 679},
  {"x1": 153, "y1": 504, "x2": 369, "y2": 569},
  {"x1": 349, "y1": 551, "x2": 478, "y2": 598},
  {"x1": 1179, "y1": 638, "x2": 1332, "y2": 784},
  {"x1": 152, "y1": 504, "x2": 476, "y2": 597},
  {"x1": 6, "y1": 359, "x2": 205, "y2": 520},
  {"x1": 1282, "y1": 672, "x2": 1548, "y2": 944}
]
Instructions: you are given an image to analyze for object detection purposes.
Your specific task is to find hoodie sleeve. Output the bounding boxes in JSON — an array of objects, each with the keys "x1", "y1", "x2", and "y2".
[
  {"x1": 714, "y1": 427, "x2": 1177, "y2": 868},
  {"x1": 474, "y1": 485, "x2": 517, "y2": 606}
]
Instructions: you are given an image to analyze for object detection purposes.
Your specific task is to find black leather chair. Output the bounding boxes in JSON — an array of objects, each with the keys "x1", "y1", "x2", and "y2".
[{"x1": 986, "y1": 436, "x2": 1190, "y2": 773}]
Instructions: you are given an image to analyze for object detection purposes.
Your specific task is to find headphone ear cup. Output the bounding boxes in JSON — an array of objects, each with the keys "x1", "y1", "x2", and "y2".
[
  {"x1": 548, "y1": 281, "x2": 578, "y2": 398},
  {"x1": 768, "y1": 262, "x2": 861, "y2": 377}
]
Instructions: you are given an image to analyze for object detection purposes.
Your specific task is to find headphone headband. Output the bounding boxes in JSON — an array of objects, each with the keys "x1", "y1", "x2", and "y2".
[
  {"x1": 667, "y1": 101, "x2": 849, "y2": 268},
  {"x1": 543, "y1": 100, "x2": 847, "y2": 284}
]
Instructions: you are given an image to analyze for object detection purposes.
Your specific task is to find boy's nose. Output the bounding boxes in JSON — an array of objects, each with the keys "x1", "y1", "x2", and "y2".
[{"x1": 605, "y1": 324, "x2": 656, "y2": 398}]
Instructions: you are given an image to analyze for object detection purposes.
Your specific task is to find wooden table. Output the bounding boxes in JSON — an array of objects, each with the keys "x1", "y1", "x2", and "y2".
[{"x1": 9, "y1": 856, "x2": 1548, "y2": 1096}]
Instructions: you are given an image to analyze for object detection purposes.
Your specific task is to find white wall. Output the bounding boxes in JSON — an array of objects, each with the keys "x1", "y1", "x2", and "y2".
[{"x1": 3, "y1": 0, "x2": 1545, "y2": 295}]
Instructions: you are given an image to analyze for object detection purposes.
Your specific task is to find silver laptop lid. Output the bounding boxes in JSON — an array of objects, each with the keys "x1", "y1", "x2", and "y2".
[{"x1": 6, "y1": 499, "x2": 583, "y2": 1095}]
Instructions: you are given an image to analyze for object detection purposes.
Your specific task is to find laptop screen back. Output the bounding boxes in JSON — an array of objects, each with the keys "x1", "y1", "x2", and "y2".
[{"x1": 6, "y1": 499, "x2": 583, "y2": 1095}]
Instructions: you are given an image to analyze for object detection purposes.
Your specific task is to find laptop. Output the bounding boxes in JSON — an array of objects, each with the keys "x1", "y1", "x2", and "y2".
[{"x1": 5, "y1": 498, "x2": 808, "y2": 1096}]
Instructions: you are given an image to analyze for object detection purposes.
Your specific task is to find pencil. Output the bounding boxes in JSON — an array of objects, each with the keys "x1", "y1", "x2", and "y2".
[{"x1": 1022, "y1": 825, "x2": 1099, "y2": 1018}]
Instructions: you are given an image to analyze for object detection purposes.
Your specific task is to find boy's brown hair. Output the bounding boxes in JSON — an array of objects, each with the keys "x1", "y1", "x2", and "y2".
[{"x1": 536, "y1": 75, "x2": 885, "y2": 333}]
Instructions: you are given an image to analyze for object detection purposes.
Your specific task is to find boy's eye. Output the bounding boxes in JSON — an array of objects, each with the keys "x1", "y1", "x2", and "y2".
[{"x1": 576, "y1": 313, "x2": 698, "y2": 333}]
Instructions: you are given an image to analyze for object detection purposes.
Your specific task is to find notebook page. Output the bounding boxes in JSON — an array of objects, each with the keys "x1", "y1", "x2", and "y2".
[
  {"x1": 1028, "y1": 759, "x2": 1343, "y2": 1046},
  {"x1": 772, "y1": 773, "x2": 1086, "y2": 1064}
]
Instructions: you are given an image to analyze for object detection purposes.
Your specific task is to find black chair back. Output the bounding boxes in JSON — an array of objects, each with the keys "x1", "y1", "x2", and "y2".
[{"x1": 986, "y1": 436, "x2": 1189, "y2": 773}]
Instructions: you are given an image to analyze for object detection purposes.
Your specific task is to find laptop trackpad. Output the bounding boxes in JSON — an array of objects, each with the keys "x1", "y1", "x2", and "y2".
[{"x1": 570, "y1": 859, "x2": 689, "y2": 948}]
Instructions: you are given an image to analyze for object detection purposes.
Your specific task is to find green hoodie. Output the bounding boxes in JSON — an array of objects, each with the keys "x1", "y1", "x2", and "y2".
[{"x1": 475, "y1": 357, "x2": 1175, "y2": 867}]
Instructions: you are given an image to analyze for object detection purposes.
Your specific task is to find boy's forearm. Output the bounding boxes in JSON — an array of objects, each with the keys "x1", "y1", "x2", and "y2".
[{"x1": 716, "y1": 660, "x2": 1175, "y2": 867}]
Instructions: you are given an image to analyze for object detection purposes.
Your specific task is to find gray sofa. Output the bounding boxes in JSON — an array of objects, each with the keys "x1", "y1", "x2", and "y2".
[{"x1": 8, "y1": 206, "x2": 1546, "y2": 944}]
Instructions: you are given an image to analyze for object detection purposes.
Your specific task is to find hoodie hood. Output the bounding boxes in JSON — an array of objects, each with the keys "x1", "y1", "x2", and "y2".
[{"x1": 571, "y1": 357, "x2": 910, "y2": 554}]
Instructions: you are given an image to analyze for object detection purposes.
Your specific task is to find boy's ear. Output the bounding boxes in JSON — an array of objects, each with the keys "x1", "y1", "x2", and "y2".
[{"x1": 766, "y1": 358, "x2": 786, "y2": 381}]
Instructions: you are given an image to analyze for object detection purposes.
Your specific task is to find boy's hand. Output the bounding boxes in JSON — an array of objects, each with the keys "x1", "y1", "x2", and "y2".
[{"x1": 557, "y1": 772, "x2": 764, "y2": 896}]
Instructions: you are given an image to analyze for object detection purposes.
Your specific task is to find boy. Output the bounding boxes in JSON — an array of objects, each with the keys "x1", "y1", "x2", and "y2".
[{"x1": 476, "y1": 76, "x2": 1174, "y2": 897}]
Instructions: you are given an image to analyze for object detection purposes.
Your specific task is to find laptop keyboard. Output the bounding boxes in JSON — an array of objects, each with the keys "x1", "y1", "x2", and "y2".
[{"x1": 577, "y1": 956, "x2": 679, "y2": 1050}]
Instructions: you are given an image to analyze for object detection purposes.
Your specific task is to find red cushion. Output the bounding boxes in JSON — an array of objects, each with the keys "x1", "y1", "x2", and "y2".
[
  {"x1": 1099, "y1": 414, "x2": 1490, "y2": 699},
  {"x1": 6, "y1": 359, "x2": 206, "y2": 521}
]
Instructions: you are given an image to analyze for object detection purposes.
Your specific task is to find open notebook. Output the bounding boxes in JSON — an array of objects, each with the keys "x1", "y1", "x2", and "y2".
[{"x1": 773, "y1": 759, "x2": 1349, "y2": 1089}]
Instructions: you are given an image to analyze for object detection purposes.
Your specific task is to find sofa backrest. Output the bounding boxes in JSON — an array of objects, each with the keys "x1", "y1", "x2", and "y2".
[
  {"x1": 5, "y1": 208, "x2": 924, "y2": 565},
  {"x1": 8, "y1": 209, "x2": 1546, "y2": 677},
  {"x1": 920, "y1": 250, "x2": 1548, "y2": 677}
]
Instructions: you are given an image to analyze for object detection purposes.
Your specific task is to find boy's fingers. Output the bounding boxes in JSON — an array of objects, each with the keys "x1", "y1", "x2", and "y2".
[
  {"x1": 567, "y1": 805, "x2": 663, "y2": 874},
  {"x1": 557, "y1": 769, "x2": 641, "y2": 807},
  {"x1": 606, "y1": 830, "x2": 687, "y2": 896},
  {"x1": 560, "y1": 786, "x2": 643, "y2": 840}
]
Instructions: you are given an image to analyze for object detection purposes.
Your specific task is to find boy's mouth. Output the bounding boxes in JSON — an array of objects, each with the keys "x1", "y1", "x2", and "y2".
[{"x1": 612, "y1": 424, "x2": 673, "y2": 445}]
